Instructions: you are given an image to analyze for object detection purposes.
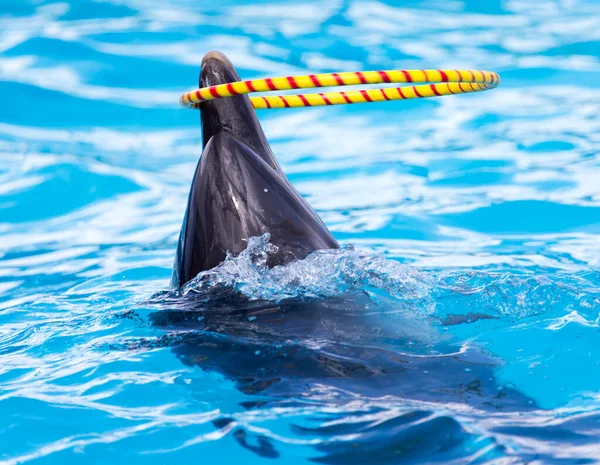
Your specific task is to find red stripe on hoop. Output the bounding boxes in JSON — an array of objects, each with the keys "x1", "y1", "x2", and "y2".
[
  {"x1": 298, "y1": 94, "x2": 310, "y2": 106},
  {"x1": 439, "y1": 70, "x2": 448, "y2": 82},
  {"x1": 287, "y1": 76, "x2": 300, "y2": 89},
  {"x1": 262, "y1": 97, "x2": 271, "y2": 108},
  {"x1": 447, "y1": 83, "x2": 455, "y2": 95},
  {"x1": 380, "y1": 89, "x2": 390, "y2": 100},
  {"x1": 356, "y1": 72, "x2": 367, "y2": 84},
  {"x1": 227, "y1": 83, "x2": 239, "y2": 95},
  {"x1": 401, "y1": 70, "x2": 412, "y2": 82},
  {"x1": 279, "y1": 96, "x2": 290, "y2": 108},
  {"x1": 320, "y1": 93, "x2": 332, "y2": 105},
  {"x1": 469, "y1": 70, "x2": 476, "y2": 82},
  {"x1": 340, "y1": 91, "x2": 352, "y2": 103},
  {"x1": 397, "y1": 87, "x2": 406, "y2": 99},
  {"x1": 378, "y1": 71, "x2": 391, "y2": 83},
  {"x1": 209, "y1": 87, "x2": 220, "y2": 99},
  {"x1": 333, "y1": 73, "x2": 344, "y2": 86},
  {"x1": 195, "y1": 90, "x2": 202, "y2": 101},
  {"x1": 360, "y1": 90, "x2": 372, "y2": 102},
  {"x1": 430, "y1": 84, "x2": 441, "y2": 96},
  {"x1": 414, "y1": 87, "x2": 423, "y2": 98},
  {"x1": 247, "y1": 81, "x2": 256, "y2": 92},
  {"x1": 309, "y1": 74, "x2": 321, "y2": 87},
  {"x1": 265, "y1": 78, "x2": 276, "y2": 91}
]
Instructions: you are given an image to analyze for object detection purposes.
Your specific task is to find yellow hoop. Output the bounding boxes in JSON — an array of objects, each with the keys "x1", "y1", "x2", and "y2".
[{"x1": 179, "y1": 69, "x2": 500, "y2": 110}]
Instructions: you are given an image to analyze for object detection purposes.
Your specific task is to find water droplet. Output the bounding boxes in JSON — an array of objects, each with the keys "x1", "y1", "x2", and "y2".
[
  {"x1": 264, "y1": 188, "x2": 269, "y2": 193},
  {"x1": 248, "y1": 315, "x2": 257, "y2": 322},
  {"x1": 254, "y1": 350, "x2": 261, "y2": 356}
]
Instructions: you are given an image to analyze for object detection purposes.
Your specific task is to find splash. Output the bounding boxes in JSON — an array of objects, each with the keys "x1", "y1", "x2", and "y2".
[
  {"x1": 181, "y1": 234, "x2": 432, "y2": 304},
  {"x1": 177, "y1": 235, "x2": 600, "y2": 323}
]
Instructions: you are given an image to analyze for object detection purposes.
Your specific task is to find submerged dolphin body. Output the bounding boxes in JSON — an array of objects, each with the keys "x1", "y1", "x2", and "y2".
[
  {"x1": 151, "y1": 295, "x2": 536, "y2": 463},
  {"x1": 172, "y1": 51, "x2": 338, "y2": 288}
]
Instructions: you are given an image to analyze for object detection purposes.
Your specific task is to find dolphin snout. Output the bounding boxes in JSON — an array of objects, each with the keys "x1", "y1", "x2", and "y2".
[
  {"x1": 200, "y1": 50, "x2": 241, "y2": 88},
  {"x1": 201, "y1": 50, "x2": 235, "y2": 70}
]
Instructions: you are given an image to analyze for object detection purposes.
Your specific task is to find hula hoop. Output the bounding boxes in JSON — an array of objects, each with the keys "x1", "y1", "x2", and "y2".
[{"x1": 179, "y1": 69, "x2": 500, "y2": 110}]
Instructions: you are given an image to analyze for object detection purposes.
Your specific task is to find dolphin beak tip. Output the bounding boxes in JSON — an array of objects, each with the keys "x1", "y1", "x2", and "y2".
[
  {"x1": 199, "y1": 50, "x2": 240, "y2": 87},
  {"x1": 201, "y1": 50, "x2": 234, "y2": 70}
]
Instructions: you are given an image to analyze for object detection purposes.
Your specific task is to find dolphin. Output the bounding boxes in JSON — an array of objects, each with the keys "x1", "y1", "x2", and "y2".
[
  {"x1": 157, "y1": 51, "x2": 538, "y2": 462},
  {"x1": 163, "y1": 48, "x2": 534, "y2": 410},
  {"x1": 172, "y1": 51, "x2": 338, "y2": 288}
]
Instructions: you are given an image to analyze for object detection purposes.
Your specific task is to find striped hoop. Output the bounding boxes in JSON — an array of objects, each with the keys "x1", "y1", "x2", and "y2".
[{"x1": 179, "y1": 69, "x2": 500, "y2": 110}]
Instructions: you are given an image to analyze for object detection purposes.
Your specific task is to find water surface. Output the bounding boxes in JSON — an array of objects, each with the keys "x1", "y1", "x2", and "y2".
[{"x1": 1, "y1": 0, "x2": 600, "y2": 463}]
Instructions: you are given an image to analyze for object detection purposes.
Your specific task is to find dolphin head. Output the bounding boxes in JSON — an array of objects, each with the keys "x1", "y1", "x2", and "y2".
[
  {"x1": 172, "y1": 51, "x2": 338, "y2": 288},
  {"x1": 198, "y1": 51, "x2": 279, "y2": 170}
]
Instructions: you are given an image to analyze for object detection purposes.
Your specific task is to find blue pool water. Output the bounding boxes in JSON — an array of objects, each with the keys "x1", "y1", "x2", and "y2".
[{"x1": 1, "y1": 0, "x2": 600, "y2": 463}]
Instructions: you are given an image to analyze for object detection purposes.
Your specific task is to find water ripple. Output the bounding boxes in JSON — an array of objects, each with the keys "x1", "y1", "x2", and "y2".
[{"x1": 1, "y1": 0, "x2": 599, "y2": 463}]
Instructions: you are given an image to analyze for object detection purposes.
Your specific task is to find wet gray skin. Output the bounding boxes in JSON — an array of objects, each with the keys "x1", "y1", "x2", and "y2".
[{"x1": 172, "y1": 51, "x2": 339, "y2": 288}]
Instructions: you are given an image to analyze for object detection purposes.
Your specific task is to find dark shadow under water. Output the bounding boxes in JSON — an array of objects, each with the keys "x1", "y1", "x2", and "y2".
[
  {"x1": 147, "y1": 290, "x2": 539, "y2": 464},
  {"x1": 136, "y1": 238, "x2": 600, "y2": 464}
]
